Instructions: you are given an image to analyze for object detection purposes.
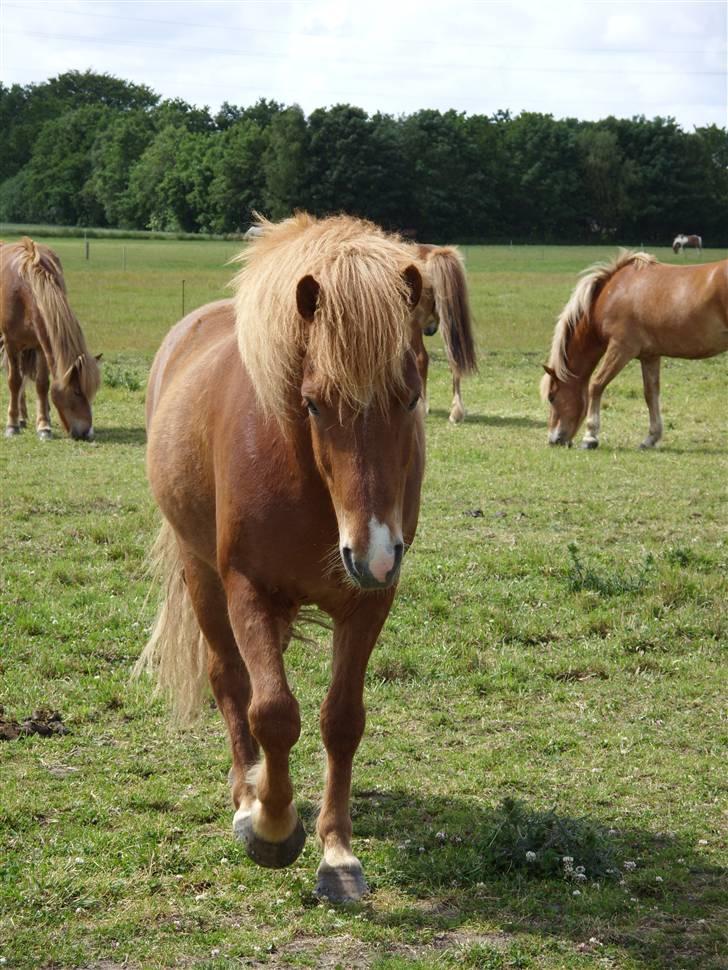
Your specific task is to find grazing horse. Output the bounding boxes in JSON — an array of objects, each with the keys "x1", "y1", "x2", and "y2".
[
  {"x1": 541, "y1": 250, "x2": 728, "y2": 448},
  {"x1": 0, "y1": 238, "x2": 101, "y2": 439},
  {"x1": 672, "y1": 234, "x2": 703, "y2": 254},
  {"x1": 410, "y1": 243, "x2": 477, "y2": 423},
  {"x1": 137, "y1": 213, "x2": 426, "y2": 902}
]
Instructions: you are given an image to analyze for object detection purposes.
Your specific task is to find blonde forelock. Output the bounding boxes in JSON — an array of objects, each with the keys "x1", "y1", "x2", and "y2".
[{"x1": 232, "y1": 214, "x2": 419, "y2": 424}]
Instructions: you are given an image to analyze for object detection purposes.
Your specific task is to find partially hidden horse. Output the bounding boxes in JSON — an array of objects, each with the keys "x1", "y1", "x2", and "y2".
[
  {"x1": 137, "y1": 213, "x2": 427, "y2": 902},
  {"x1": 0, "y1": 238, "x2": 101, "y2": 439},
  {"x1": 541, "y1": 250, "x2": 728, "y2": 448},
  {"x1": 672, "y1": 233, "x2": 703, "y2": 254},
  {"x1": 410, "y1": 243, "x2": 477, "y2": 422}
]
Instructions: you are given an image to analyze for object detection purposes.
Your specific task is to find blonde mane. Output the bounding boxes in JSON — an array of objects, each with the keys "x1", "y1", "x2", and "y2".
[
  {"x1": 9, "y1": 238, "x2": 100, "y2": 399},
  {"x1": 232, "y1": 213, "x2": 419, "y2": 422},
  {"x1": 542, "y1": 249, "x2": 656, "y2": 393}
]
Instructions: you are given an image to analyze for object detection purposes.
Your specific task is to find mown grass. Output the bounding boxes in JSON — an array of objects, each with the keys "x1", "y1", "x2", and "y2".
[{"x1": 1, "y1": 239, "x2": 726, "y2": 969}]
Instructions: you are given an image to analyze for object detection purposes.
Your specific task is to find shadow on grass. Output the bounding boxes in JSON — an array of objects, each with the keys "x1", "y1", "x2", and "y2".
[
  {"x1": 428, "y1": 408, "x2": 544, "y2": 429},
  {"x1": 315, "y1": 789, "x2": 725, "y2": 970},
  {"x1": 96, "y1": 426, "x2": 147, "y2": 446}
]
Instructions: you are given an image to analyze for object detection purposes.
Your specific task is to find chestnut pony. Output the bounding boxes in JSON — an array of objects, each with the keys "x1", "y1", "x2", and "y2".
[
  {"x1": 137, "y1": 214, "x2": 426, "y2": 902},
  {"x1": 0, "y1": 238, "x2": 100, "y2": 440},
  {"x1": 410, "y1": 244, "x2": 477, "y2": 423},
  {"x1": 541, "y1": 250, "x2": 728, "y2": 448}
]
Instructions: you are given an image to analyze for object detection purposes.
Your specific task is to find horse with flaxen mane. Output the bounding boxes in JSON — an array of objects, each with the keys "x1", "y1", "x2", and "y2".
[
  {"x1": 0, "y1": 238, "x2": 101, "y2": 439},
  {"x1": 410, "y1": 243, "x2": 477, "y2": 422},
  {"x1": 137, "y1": 213, "x2": 427, "y2": 902},
  {"x1": 541, "y1": 250, "x2": 728, "y2": 448},
  {"x1": 672, "y1": 233, "x2": 702, "y2": 255}
]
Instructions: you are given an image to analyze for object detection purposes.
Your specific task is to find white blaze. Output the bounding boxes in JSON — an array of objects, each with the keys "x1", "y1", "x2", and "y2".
[{"x1": 367, "y1": 516, "x2": 397, "y2": 582}]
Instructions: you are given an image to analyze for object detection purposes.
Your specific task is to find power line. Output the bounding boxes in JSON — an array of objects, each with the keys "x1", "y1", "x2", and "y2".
[
  {"x1": 2, "y1": 1, "x2": 726, "y2": 57},
  {"x1": 5, "y1": 28, "x2": 727, "y2": 76}
]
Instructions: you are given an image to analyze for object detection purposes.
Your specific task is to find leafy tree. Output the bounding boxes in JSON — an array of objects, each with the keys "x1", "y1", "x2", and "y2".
[
  {"x1": 87, "y1": 111, "x2": 156, "y2": 227},
  {"x1": 23, "y1": 105, "x2": 112, "y2": 224},
  {"x1": 202, "y1": 120, "x2": 268, "y2": 232},
  {"x1": 123, "y1": 126, "x2": 212, "y2": 231},
  {"x1": 263, "y1": 105, "x2": 309, "y2": 219}
]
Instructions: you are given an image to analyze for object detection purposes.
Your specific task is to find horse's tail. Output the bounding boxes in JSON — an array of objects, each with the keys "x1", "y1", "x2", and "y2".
[
  {"x1": 543, "y1": 249, "x2": 655, "y2": 390},
  {"x1": 133, "y1": 519, "x2": 208, "y2": 721},
  {"x1": 426, "y1": 247, "x2": 477, "y2": 378}
]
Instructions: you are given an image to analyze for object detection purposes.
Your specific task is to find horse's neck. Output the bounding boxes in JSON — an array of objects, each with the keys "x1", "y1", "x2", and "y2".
[{"x1": 567, "y1": 316, "x2": 605, "y2": 382}]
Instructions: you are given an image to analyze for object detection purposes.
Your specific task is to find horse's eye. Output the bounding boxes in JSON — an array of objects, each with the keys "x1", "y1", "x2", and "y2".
[
  {"x1": 548, "y1": 393, "x2": 555, "y2": 405},
  {"x1": 407, "y1": 394, "x2": 420, "y2": 411},
  {"x1": 304, "y1": 397, "x2": 320, "y2": 416}
]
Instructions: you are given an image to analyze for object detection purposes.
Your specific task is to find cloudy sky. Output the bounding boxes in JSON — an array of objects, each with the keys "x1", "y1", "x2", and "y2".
[{"x1": 2, "y1": 0, "x2": 726, "y2": 128}]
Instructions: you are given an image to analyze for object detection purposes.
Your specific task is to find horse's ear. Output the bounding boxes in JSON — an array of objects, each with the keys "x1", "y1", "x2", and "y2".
[
  {"x1": 296, "y1": 275, "x2": 319, "y2": 323},
  {"x1": 542, "y1": 364, "x2": 557, "y2": 379},
  {"x1": 95, "y1": 353, "x2": 103, "y2": 363},
  {"x1": 401, "y1": 264, "x2": 422, "y2": 309}
]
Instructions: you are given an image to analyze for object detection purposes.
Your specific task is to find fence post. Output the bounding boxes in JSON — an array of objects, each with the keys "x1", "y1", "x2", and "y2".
[
  {"x1": 182, "y1": 279, "x2": 186, "y2": 318},
  {"x1": 84, "y1": 231, "x2": 89, "y2": 261}
]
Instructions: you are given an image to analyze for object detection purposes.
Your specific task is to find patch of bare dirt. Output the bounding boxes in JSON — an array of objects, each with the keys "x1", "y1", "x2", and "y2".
[{"x1": 0, "y1": 706, "x2": 69, "y2": 741}]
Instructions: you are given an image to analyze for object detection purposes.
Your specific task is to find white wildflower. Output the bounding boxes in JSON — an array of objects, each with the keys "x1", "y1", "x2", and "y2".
[{"x1": 525, "y1": 851, "x2": 537, "y2": 863}]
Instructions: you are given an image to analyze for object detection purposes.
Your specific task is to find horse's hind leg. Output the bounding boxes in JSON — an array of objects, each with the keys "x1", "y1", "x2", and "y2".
[
  {"x1": 223, "y1": 569, "x2": 305, "y2": 869},
  {"x1": 639, "y1": 357, "x2": 663, "y2": 449},
  {"x1": 180, "y1": 554, "x2": 261, "y2": 821},
  {"x1": 449, "y1": 374, "x2": 465, "y2": 423},
  {"x1": 581, "y1": 340, "x2": 634, "y2": 449},
  {"x1": 412, "y1": 327, "x2": 430, "y2": 414},
  {"x1": 5, "y1": 351, "x2": 23, "y2": 436},
  {"x1": 315, "y1": 595, "x2": 394, "y2": 902},
  {"x1": 34, "y1": 356, "x2": 52, "y2": 439}
]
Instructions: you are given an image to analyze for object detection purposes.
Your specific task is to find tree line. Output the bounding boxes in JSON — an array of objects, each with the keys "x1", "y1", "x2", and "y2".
[{"x1": 2, "y1": 70, "x2": 726, "y2": 244}]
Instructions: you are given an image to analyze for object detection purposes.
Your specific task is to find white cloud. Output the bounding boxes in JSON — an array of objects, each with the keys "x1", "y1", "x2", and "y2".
[{"x1": 1, "y1": 0, "x2": 725, "y2": 128}]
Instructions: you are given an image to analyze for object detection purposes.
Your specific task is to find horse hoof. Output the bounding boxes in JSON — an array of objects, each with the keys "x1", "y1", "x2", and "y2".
[
  {"x1": 315, "y1": 859, "x2": 369, "y2": 903},
  {"x1": 4, "y1": 426, "x2": 21, "y2": 437},
  {"x1": 37, "y1": 429, "x2": 52, "y2": 440},
  {"x1": 234, "y1": 812, "x2": 306, "y2": 869},
  {"x1": 581, "y1": 439, "x2": 599, "y2": 450},
  {"x1": 639, "y1": 440, "x2": 656, "y2": 450}
]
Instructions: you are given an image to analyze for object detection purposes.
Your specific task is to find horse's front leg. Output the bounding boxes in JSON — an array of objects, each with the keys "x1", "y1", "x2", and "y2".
[
  {"x1": 223, "y1": 569, "x2": 305, "y2": 869},
  {"x1": 34, "y1": 355, "x2": 52, "y2": 439},
  {"x1": 639, "y1": 356, "x2": 663, "y2": 449},
  {"x1": 18, "y1": 378, "x2": 28, "y2": 429},
  {"x1": 581, "y1": 341, "x2": 633, "y2": 449},
  {"x1": 315, "y1": 593, "x2": 394, "y2": 902},
  {"x1": 5, "y1": 351, "x2": 23, "y2": 436},
  {"x1": 449, "y1": 374, "x2": 465, "y2": 423}
]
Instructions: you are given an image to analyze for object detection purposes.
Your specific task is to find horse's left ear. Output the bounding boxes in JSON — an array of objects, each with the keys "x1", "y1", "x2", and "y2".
[
  {"x1": 296, "y1": 275, "x2": 320, "y2": 323},
  {"x1": 95, "y1": 353, "x2": 103, "y2": 363},
  {"x1": 401, "y1": 264, "x2": 422, "y2": 309},
  {"x1": 542, "y1": 364, "x2": 557, "y2": 379}
]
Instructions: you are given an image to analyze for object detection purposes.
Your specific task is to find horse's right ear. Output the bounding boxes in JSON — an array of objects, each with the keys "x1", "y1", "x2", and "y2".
[
  {"x1": 296, "y1": 275, "x2": 320, "y2": 323},
  {"x1": 542, "y1": 364, "x2": 557, "y2": 379},
  {"x1": 401, "y1": 264, "x2": 423, "y2": 309}
]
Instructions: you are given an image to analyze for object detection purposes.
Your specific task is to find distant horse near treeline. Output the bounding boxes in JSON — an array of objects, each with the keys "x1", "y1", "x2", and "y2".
[
  {"x1": 672, "y1": 234, "x2": 703, "y2": 254},
  {"x1": 0, "y1": 238, "x2": 101, "y2": 440},
  {"x1": 541, "y1": 250, "x2": 728, "y2": 449}
]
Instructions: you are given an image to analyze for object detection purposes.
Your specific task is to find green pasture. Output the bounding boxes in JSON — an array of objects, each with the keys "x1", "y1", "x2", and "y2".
[{"x1": 1, "y1": 239, "x2": 726, "y2": 969}]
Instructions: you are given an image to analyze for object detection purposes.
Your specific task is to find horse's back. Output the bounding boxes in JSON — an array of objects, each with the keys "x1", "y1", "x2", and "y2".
[
  {"x1": 597, "y1": 259, "x2": 728, "y2": 358},
  {"x1": 146, "y1": 299, "x2": 235, "y2": 427}
]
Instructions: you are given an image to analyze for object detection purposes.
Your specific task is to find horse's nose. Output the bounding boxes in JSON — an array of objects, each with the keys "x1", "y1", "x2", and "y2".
[
  {"x1": 341, "y1": 542, "x2": 404, "y2": 590},
  {"x1": 72, "y1": 426, "x2": 94, "y2": 441}
]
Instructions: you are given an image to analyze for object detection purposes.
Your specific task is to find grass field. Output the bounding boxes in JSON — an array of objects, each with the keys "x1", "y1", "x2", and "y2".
[{"x1": 1, "y1": 238, "x2": 726, "y2": 970}]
